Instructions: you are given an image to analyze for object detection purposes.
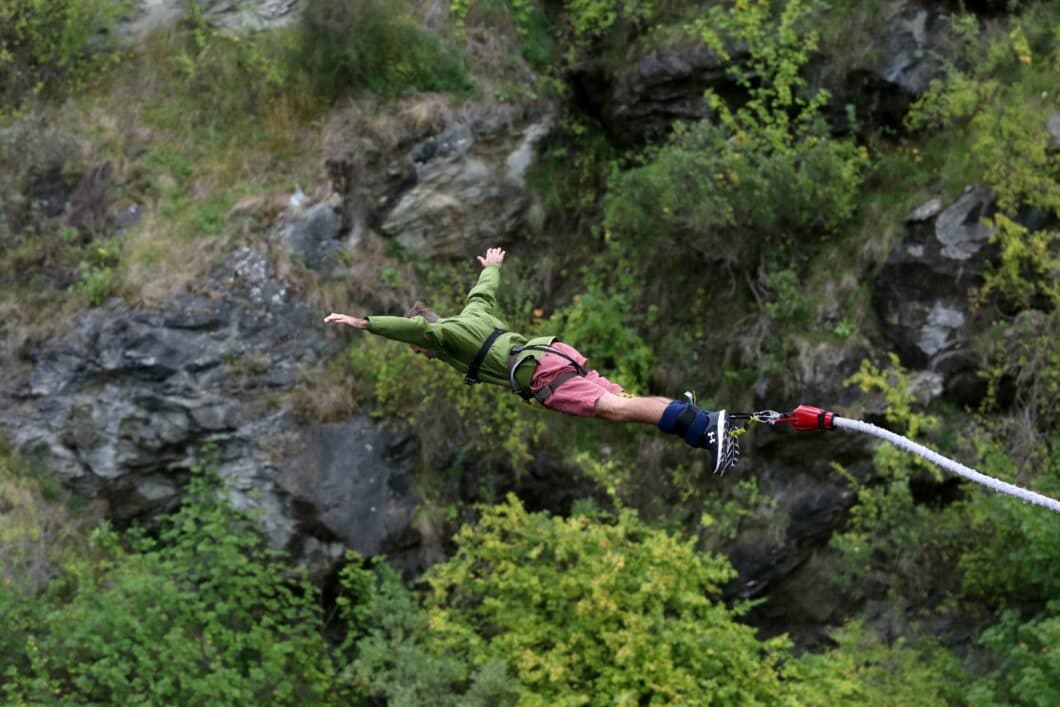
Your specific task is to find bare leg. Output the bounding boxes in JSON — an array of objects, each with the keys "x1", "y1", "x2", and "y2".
[{"x1": 593, "y1": 393, "x2": 673, "y2": 424}]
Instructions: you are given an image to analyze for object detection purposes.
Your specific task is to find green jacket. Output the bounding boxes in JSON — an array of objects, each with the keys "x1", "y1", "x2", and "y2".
[{"x1": 366, "y1": 265, "x2": 555, "y2": 390}]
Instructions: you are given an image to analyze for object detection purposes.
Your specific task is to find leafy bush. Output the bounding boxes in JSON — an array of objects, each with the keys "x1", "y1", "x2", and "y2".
[
  {"x1": 77, "y1": 240, "x2": 121, "y2": 306},
  {"x1": 970, "y1": 600, "x2": 1060, "y2": 707},
  {"x1": 157, "y1": 3, "x2": 293, "y2": 127},
  {"x1": 978, "y1": 215, "x2": 1060, "y2": 311},
  {"x1": 787, "y1": 621, "x2": 964, "y2": 705},
  {"x1": 905, "y1": 8, "x2": 1060, "y2": 218},
  {"x1": 296, "y1": 0, "x2": 471, "y2": 102},
  {"x1": 347, "y1": 336, "x2": 550, "y2": 472},
  {"x1": 344, "y1": 556, "x2": 515, "y2": 705},
  {"x1": 957, "y1": 436, "x2": 1060, "y2": 606},
  {"x1": 3, "y1": 461, "x2": 337, "y2": 704},
  {"x1": 422, "y1": 495, "x2": 791, "y2": 704},
  {"x1": 979, "y1": 310, "x2": 1060, "y2": 444},
  {"x1": 902, "y1": 7, "x2": 1060, "y2": 324},
  {"x1": 605, "y1": 0, "x2": 865, "y2": 278},
  {"x1": 0, "y1": 0, "x2": 129, "y2": 115},
  {"x1": 547, "y1": 273, "x2": 655, "y2": 392}
]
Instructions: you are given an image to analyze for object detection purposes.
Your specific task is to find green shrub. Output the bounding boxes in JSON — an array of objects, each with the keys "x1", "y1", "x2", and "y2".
[
  {"x1": 547, "y1": 273, "x2": 655, "y2": 392},
  {"x1": 605, "y1": 0, "x2": 865, "y2": 279},
  {"x1": 450, "y1": 0, "x2": 555, "y2": 69},
  {"x1": 979, "y1": 310, "x2": 1060, "y2": 442},
  {"x1": 158, "y1": 3, "x2": 292, "y2": 127},
  {"x1": 344, "y1": 556, "x2": 515, "y2": 705},
  {"x1": 296, "y1": 0, "x2": 471, "y2": 102},
  {"x1": 607, "y1": 120, "x2": 864, "y2": 272},
  {"x1": 979, "y1": 215, "x2": 1060, "y2": 311},
  {"x1": 957, "y1": 436, "x2": 1060, "y2": 606},
  {"x1": 4, "y1": 461, "x2": 337, "y2": 705},
  {"x1": 903, "y1": 7, "x2": 1060, "y2": 323},
  {"x1": 905, "y1": 8, "x2": 1060, "y2": 219},
  {"x1": 347, "y1": 336, "x2": 549, "y2": 473},
  {"x1": 969, "y1": 600, "x2": 1060, "y2": 707},
  {"x1": 422, "y1": 495, "x2": 791, "y2": 705},
  {"x1": 76, "y1": 239, "x2": 121, "y2": 306},
  {"x1": 0, "y1": 0, "x2": 130, "y2": 115},
  {"x1": 787, "y1": 621, "x2": 964, "y2": 705}
]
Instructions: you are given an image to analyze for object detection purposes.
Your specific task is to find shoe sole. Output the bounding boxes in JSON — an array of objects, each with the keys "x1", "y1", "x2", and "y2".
[{"x1": 712, "y1": 410, "x2": 727, "y2": 474}]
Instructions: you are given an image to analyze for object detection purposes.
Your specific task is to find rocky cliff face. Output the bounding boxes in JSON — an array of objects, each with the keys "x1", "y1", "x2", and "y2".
[
  {"x1": 1, "y1": 80, "x2": 560, "y2": 578},
  {"x1": 0, "y1": 0, "x2": 1017, "y2": 634}
]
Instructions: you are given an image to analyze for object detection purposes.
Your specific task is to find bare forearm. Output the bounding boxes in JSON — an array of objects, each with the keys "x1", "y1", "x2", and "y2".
[{"x1": 323, "y1": 313, "x2": 368, "y2": 329}]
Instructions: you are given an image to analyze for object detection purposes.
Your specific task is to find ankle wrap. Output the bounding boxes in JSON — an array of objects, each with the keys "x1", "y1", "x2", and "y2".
[{"x1": 658, "y1": 401, "x2": 710, "y2": 448}]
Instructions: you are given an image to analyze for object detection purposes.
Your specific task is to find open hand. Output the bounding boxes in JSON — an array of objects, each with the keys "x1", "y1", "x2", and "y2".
[
  {"x1": 323, "y1": 313, "x2": 368, "y2": 329},
  {"x1": 477, "y1": 247, "x2": 505, "y2": 268}
]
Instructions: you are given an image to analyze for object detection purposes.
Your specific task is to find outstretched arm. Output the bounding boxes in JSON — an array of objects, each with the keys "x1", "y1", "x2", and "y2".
[{"x1": 323, "y1": 313, "x2": 368, "y2": 329}]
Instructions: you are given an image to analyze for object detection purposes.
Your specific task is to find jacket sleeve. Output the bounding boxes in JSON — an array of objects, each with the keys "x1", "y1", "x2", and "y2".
[
  {"x1": 365, "y1": 316, "x2": 445, "y2": 349},
  {"x1": 459, "y1": 265, "x2": 501, "y2": 317}
]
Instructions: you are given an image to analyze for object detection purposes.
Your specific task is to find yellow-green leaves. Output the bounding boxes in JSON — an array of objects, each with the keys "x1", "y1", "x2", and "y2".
[{"x1": 422, "y1": 495, "x2": 787, "y2": 705}]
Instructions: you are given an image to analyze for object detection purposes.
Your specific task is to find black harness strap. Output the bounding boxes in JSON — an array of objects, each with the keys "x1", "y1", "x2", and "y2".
[
  {"x1": 465, "y1": 328, "x2": 505, "y2": 385},
  {"x1": 532, "y1": 370, "x2": 583, "y2": 403}
]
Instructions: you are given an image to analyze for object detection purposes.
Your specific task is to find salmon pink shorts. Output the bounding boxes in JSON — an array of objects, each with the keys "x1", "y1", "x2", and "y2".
[{"x1": 528, "y1": 342, "x2": 624, "y2": 417}]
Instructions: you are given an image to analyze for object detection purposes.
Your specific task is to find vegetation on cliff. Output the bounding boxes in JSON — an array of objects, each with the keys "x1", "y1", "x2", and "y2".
[{"x1": 2, "y1": 0, "x2": 1058, "y2": 704}]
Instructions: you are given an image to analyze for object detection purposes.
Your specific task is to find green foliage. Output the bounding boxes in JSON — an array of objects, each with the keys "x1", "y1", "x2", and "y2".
[
  {"x1": 979, "y1": 214, "x2": 1060, "y2": 310},
  {"x1": 605, "y1": 0, "x2": 866, "y2": 278},
  {"x1": 903, "y1": 7, "x2": 1059, "y2": 316},
  {"x1": 548, "y1": 272, "x2": 655, "y2": 392},
  {"x1": 76, "y1": 239, "x2": 120, "y2": 306},
  {"x1": 3, "y1": 459, "x2": 337, "y2": 705},
  {"x1": 297, "y1": 0, "x2": 471, "y2": 102},
  {"x1": 979, "y1": 310, "x2": 1060, "y2": 439},
  {"x1": 846, "y1": 354, "x2": 939, "y2": 442},
  {"x1": 834, "y1": 352, "x2": 1060, "y2": 705},
  {"x1": 529, "y1": 111, "x2": 617, "y2": 216},
  {"x1": 957, "y1": 438, "x2": 1060, "y2": 605},
  {"x1": 787, "y1": 621, "x2": 964, "y2": 705},
  {"x1": 905, "y1": 8, "x2": 1060, "y2": 219},
  {"x1": 969, "y1": 600, "x2": 1060, "y2": 707},
  {"x1": 347, "y1": 336, "x2": 549, "y2": 472},
  {"x1": 422, "y1": 495, "x2": 790, "y2": 705},
  {"x1": 0, "y1": 449, "x2": 88, "y2": 688},
  {"x1": 453, "y1": 0, "x2": 666, "y2": 56},
  {"x1": 690, "y1": 0, "x2": 830, "y2": 152},
  {"x1": 344, "y1": 556, "x2": 515, "y2": 705},
  {"x1": 561, "y1": 0, "x2": 662, "y2": 44},
  {"x1": 159, "y1": 3, "x2": 293, "y2": 127},
  {"x1": 0, "y1": 0, "x2": 130, "y2": 115},
  {"x1": 450, "y1": 0, "x2": 555, "y2": 68},
  {"x1": 831, "y1": 357, "x2": 963, "y2": 604}
]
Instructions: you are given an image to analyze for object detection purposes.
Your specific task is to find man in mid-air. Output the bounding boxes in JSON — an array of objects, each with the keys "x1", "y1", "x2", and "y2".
[{"x1": 324, "y1": 247, "x2": 739, "y2": 474}]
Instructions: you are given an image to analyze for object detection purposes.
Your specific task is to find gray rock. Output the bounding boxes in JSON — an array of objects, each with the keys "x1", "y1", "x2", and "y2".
[
  {"x1": 377, "y1": 115, "x2": 555, "y2": 258},
  {"x1": 811, "y1": 0, "x2": 951, "y2": 134},
  {"x1": 0, "y1": 244, "x2": 425, "y2": 577},
  {"x1": 277, "y1": 417, "x2": 423, "y2": 571},
  {"x1": 873, "y1": 187, "x2": 997, "y2": 403},
  {"x1": 275, "y1": 202, "x2": 345, "y2": 273},
  {"x1": 119, "y1": 0, "x2": 303, "y2": 42},
  {"x1": 603, "y1": 46, "x2": 734, "y2": 145}
]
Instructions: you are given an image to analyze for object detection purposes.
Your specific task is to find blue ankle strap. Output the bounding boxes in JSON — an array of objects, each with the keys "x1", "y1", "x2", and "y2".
[{"x1": 659, "y1": 401, "x2": 709, "y2": 447}]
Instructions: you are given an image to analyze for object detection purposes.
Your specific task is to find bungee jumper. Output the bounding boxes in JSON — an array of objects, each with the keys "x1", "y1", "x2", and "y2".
[
  {"x1": 324, "y1": 247, "x2": 741, "y2": 475},
  {"x1": 325, "y1": 247, "x2": 1060, "y2": 513}
]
